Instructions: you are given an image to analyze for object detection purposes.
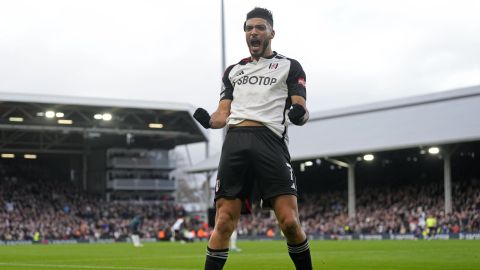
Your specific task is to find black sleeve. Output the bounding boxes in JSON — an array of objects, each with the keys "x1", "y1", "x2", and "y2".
[
  {"x1": 220, "y1": 65, "x2": 235, "y2": 101},
  {"x1": 286, "y1": 59, "x2": 307, "y2": 100}
]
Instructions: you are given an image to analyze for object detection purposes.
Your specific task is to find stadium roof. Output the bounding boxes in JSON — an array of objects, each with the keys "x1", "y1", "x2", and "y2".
[
  {"x1": 0, "y1": 92, "x2": 208, "y2": 154},
  {"x1": 187, "y1": 85, "x2": 480, "y2": 173}
]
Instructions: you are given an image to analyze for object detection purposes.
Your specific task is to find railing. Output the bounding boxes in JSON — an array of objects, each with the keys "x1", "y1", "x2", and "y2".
[
  {"x1": 109, "y1": 157, "x2": 173, "y2": 169},
  {"x1": 107, "y1": 179, "x2": 175, "y2": 190}
]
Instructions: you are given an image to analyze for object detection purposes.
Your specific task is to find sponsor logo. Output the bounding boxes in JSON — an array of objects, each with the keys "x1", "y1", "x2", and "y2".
[
  {"x1": 233, "y1": 75, "x2": 278, "y2": 87},
  {"x1": 297, "y1": 77, "x2": 306, "y2": 87}
]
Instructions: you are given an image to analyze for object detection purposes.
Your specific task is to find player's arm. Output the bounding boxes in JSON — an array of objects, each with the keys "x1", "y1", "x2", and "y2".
[
  {"x1": 289, "y1": 95, "x2": 309, "y2": 126},
  {"x1": 193, "y1": 99, "x2": 231, "y2": 129},
  {"x1": 194, "y1": 65, "x2": 235, "y2": 129},
  {"x1": 286, "y1": 59, "x2": 309, "y2": 126},
  {"x1": 210, "y1": 99, "x2": 231, "y2": 129}
]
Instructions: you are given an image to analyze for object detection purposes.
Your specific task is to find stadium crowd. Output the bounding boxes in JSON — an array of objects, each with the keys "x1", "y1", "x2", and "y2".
[
  {"x1": 0, "y1": 163, "x2": 190, "y2": 242},
  {"x1": 237, "y1": 178, "x2": 480, "y2": 238},
  {"x1": 1, "y1": 162, "x2": 479, "y2": 241}
]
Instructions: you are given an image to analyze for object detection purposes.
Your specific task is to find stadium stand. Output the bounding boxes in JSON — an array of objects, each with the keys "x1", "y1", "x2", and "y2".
[
  {"x1": 234, "y1": 178, "x2": 479, "y2": 238},
  {"x1": 1, "y1": 86, "x2": 479, "y2": 243},
  {"x1": 0, "y1": 161, "x2": 196, "y2": 241},
  {"x1": 1, "y1": 157, "x2": 478, "y2": 241},
  {"x1": 0, "y1": 92, "x2": 209, "y2": 243}
]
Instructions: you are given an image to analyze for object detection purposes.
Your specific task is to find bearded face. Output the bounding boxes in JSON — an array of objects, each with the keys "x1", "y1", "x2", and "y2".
[{"x1": 244, "y1": 18, "x2": 275, "y2": 60}]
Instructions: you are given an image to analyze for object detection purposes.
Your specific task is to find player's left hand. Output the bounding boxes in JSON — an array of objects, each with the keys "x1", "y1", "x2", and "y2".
[{"x1": 288, "y1": 103, "x2": 307, "y2": 125}]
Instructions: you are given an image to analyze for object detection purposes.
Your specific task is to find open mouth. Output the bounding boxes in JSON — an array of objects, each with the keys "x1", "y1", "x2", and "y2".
[{"x1": 250, "y1": 39, "x2": 261, "y2": 49}]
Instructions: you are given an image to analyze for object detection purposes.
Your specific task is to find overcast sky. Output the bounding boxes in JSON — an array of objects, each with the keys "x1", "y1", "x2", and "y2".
[{"x1": 1, "y1": 0, "x2": 479, "y2": 162}]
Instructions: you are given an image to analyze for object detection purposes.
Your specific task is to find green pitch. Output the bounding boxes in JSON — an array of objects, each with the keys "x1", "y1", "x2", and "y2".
[{"x1": 1, "y1": 240, "x2": 479, "y2": 270}]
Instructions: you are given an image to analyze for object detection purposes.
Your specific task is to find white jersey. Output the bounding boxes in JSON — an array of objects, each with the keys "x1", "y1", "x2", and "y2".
[
  {"x1": 221, "y1": 52, "x2": 306, "y2": 143},
  {"x1": 172, "y1": 218, "x2": 184, "y2": 231}
]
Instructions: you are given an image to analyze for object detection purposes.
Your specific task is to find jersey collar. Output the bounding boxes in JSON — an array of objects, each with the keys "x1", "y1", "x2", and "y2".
[{"x1": 249, "y1": 51, "x2": 278, "y2": 63}]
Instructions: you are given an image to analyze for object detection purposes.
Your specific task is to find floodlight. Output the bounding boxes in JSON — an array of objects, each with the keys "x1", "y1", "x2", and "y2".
[
  {"x1": 58, "y1": 119, "x2": 73, "y2": 125},
  {"x1": 9, "y1": 117, "x2": 24, "y2": 122},
  {"x1": 45, "y1": 111, "x2": 55, "y2": 118},
  {"x1": 1, "y1": 153, "x2": 15, "y2": 158},
  {"x1": 363, "y1": 154, "x2": 374, "y2": 161},
  {"x1": 102, "y1": 113, "x2": 112, "y2": 121},
  {"x1": 55, "y1": 112, "x2": 64, "y2": 118},
  {"x1": 94, "y1": 114, "x2": 103, "y2": 120},
  {"x1": 24, "y1": 154, "x2": 37, "y2": 159},
  {"x1": 304, "y1": 161, "x2": 313, "y2": 166},
  {"x1": 149, "y1": 123, "x2": 164, "y2": 129},
  {"x1": 428, "y1": 147, "x2": 440, "y2": 154}
]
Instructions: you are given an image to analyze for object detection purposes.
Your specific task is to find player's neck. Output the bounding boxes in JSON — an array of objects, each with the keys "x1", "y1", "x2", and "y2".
[{"x1": 251, "y1": 50, "x2": 274, "y2": 62}]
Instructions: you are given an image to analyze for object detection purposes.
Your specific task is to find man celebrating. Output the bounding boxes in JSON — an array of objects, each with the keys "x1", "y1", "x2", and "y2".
[{"x1": 194, "y1": 7, "x2": 313, "y2": 270}]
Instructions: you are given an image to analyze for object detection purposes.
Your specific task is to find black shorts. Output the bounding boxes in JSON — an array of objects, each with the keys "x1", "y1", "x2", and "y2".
[{"x1": 215, "y1": 126, "x2": 297, "y2": 208}]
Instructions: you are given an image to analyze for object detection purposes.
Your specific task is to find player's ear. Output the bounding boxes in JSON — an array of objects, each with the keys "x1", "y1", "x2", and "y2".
[{"x1": 270, "y1": 29, "x2": 275, "y2": 39}]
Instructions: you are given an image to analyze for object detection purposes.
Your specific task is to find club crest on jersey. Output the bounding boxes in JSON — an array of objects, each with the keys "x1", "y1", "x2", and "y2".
[
  {"x1": 269, "y1": 63, "x2": 278, "y2": 69},
  {"x1": 297, "y1": 77, "x2": 306, "y2": 87}
]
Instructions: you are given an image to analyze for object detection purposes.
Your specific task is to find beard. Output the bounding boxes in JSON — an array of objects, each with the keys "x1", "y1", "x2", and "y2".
[{"x1": 250, "y1": 39, "x2": 270, "y2": 58}]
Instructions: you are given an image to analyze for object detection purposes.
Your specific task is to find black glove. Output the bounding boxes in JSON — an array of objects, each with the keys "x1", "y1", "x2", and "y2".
[
  {"x1": 288, "y1": 103, "x2": 306, "y2": 125},
  {"x1": 193, "y1": 108, "x2": 211, "y2": 129}
]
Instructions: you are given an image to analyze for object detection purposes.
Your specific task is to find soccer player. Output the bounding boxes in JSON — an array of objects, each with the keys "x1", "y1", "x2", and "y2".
[
  {"x1": 194, "y1": 7, "x2": 313, "y2": 270},
  {"x1": 171, "y1": 216, "x2": 185, "y2": 242},
  {"x1": 229, "y1": 229, "x2": 241, "y2": 252},
  {"x1": 130, "y1": 214, "x2": 144, "y2": 247}
]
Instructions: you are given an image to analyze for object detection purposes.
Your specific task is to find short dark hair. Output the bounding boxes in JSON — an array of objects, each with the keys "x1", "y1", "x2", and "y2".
[{"x1": 246, "y1": 7, "x2": 273, "y2": 27}]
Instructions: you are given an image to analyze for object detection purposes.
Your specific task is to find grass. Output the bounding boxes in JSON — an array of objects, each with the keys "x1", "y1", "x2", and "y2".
[{"x1": 0, "y1": 240, "x2": 479, "y2": 270}]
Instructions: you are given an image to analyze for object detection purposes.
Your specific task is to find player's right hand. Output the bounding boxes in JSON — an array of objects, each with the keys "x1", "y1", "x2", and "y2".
[{"x1": 193, "y1": 108, "x2": 211, "y2": 129}]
